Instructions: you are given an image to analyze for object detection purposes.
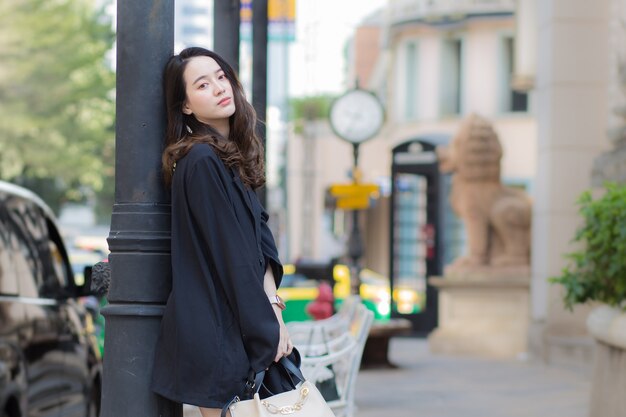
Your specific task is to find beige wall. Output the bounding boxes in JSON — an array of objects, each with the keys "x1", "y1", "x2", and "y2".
[
  {"x1": 389, "y1": 18, "x2": 520, "y2": 123},
  {"x1": 286, "y1": 122, "x2": 353, "y2": 263},
  {"x1": 352, "y1": 25, "x2": 382, "y2": 88}
]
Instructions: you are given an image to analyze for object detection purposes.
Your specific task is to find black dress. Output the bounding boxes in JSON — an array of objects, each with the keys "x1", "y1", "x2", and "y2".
[{"x1": 151, "y1": 143, "x2": 283, "y2": 408}]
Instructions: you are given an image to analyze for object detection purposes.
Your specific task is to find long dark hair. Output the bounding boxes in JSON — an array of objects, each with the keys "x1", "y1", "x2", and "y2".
[{"x1": 161, "y1": 47, "x2": 265, "y2": 188}]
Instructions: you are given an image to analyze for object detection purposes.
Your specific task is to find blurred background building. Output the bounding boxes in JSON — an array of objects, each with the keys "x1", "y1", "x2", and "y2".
[
  {"x1": 287, "y1": 0, "x2": 537, "y2": 335},
  {"x1": 287, "y1": 0, "x2": 623, "y2": 366},
  {"x1": 38, "y1": 0, "x2": 624, "y2": 364}
]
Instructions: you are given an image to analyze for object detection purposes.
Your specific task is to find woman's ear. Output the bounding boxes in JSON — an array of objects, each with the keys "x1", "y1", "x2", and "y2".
[{"x1": 182, "y1": 102, "x2": 192, "y2": 115}]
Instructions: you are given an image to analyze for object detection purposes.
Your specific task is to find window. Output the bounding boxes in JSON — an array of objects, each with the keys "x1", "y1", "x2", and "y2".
[
  {"x1": 3, "y1": 195, "x2": 67, "y2": 299},
  {"x1": 501, "y1": 37, "x2": 528, "y2": 113},
  {"x1": 404, "y1": 42, "x2": 418, "y2": 120},
  {"x1": 0, "y1": 212, "x2": 18, "y2": 296},
  {"x1": 440, "y1": 38, "x2": 462, "y2": 116},
  {"x1": 2, "y1": 196, "x2": 42, "y2": 298}
]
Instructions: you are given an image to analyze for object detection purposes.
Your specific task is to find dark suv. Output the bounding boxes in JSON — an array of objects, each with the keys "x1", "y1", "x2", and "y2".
[{"x1": 0, "y1": 181, "x2": 102, "y2": 417}]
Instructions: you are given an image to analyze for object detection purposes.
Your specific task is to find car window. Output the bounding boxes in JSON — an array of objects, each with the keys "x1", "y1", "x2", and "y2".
[
  {"x1": 1, "y1": 194, "x2": 45, "y2": 298},
  {"x1": 2, "y1": 193, "x2": 68, "y2": 298},
  {"x1": 0, "y1": 209, "x2": 18, "y2": 295},
  {"x1": 48, "y1": 238, "x2": 68, "y2": 290}
]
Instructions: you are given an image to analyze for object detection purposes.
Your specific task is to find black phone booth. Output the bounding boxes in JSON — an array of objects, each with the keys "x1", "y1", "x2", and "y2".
[{"x1": 389, "y1": 138, "x2": 447, "y2": 334}]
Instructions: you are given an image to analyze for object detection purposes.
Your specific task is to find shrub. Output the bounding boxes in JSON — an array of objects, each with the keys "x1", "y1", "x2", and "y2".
[{"x1": 550, "y1": 183, "x2": 626, "y2": 310}]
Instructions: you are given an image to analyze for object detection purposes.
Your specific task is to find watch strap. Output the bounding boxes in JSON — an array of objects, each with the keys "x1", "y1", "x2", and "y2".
[{"x1": 268, "y1": 294, "x2": 286, "y2": 310}]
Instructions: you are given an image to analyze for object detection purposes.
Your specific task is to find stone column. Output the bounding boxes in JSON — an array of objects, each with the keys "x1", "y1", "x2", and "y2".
[
  {"x1": 531, "y1": 0, "x2": 611, "y2": 362},
  {"x1": 591, "y1": 0, "x2": 626, "y2": 185},
  {"x1": 512, "y1": 0, "x2": 537, "y2": 91},
  {"x1": 607, "y1": 0, "x2": 626, "y2": 134}
]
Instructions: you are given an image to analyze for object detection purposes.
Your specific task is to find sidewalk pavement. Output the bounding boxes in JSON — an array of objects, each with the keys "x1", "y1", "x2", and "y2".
[
  {"x1": 184, "y1": 337, "x2": 591, "y2": 417},
  {"x1": 354, "y1": 337, "x2": 590, "y2": 417}
]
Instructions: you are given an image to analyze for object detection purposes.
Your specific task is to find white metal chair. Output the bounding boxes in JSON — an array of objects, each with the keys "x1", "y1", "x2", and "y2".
[{"x1": 299, "y1": 304, "x2": 374, "y2": 417}]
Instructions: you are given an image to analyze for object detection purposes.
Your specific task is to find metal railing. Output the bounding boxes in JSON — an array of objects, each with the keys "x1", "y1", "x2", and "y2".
[{"x1": 389, "y1": 0, "x2": 515, "y2": 24}]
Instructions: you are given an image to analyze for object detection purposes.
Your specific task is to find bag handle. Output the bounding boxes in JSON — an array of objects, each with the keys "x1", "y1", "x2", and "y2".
[
  {"x1": 261, "y1": 384, "x2": 310, "y2": 415},
  {"x1": 278, "y1": 356, "x2": 305, "y2": 382},
  {"x1": 221, "y1": 357, "x2": 305, "y2": 417}
]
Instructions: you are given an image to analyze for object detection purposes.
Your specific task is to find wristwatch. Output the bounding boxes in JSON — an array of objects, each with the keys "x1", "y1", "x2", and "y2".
[{"x1": 268, "y1": 294, "x2": 286, "y2": 310}]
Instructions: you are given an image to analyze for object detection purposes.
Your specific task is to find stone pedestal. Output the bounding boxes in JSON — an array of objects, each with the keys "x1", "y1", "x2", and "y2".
[
  {"x1": 428, "y1": 276, "x2": 530, "y2": 359},
  {"x1": 586, "y1": 305, "x2": 626, "y2": 417}
]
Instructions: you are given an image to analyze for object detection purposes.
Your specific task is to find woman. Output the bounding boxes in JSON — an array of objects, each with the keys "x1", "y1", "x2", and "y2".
[{"x1": 151, "y1": 47, "x2": 293, "y2": 417}]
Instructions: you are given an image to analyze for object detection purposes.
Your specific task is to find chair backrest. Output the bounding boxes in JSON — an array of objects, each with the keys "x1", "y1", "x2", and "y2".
[
  {"x1": 340, "y1": 305, "x2": 373, "y2": 416},
  {"x1": 336, "y1": 295, "x2": 360, "y2": 321},
  {"x1": 299, "y1": 303, "x2": 374, "y2": 417}
]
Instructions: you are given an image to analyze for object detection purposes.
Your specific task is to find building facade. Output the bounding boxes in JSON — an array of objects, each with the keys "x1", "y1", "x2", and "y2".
[
  {"x1": 363, "y1": 0, "x2": 617, "y2": 362},
  {"x1": 287, "y1": 0, "x2": 539, "y2": 333}
]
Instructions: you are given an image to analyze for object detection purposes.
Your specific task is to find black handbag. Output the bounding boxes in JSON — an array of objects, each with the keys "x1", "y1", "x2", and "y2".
[{"x1": 257, "y1": 348, "x2": 302, "y2": 398}]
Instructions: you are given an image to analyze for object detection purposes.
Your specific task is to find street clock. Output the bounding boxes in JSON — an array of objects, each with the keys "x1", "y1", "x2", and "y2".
[{"x1": 329, "y1": 88, "x2": 385, "y2": 144}]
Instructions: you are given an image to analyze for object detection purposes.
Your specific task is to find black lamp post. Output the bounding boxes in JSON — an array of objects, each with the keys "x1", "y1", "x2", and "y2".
[
  {"x1": 346, "y1": 144, "x2": 364, "y2": 295},
  {"x1": 214, "y1": 0, "x2": 240, "y2": 73},
  {"x1": 99, "y1": 1, "x2": 178, "y2": 417}
]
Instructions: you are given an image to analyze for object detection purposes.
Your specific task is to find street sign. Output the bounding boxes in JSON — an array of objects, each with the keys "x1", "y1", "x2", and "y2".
[
  {"x1": 329, "y1": 183, "x2": 380, "y2": 210},
  {"x1": 241, "y1": 0, "x2": 296, "y2": 42},
  {"x1": 336, "y1": 196, "x2": 370, "y2": 210},
  {"x1": 329, "y1": 184, "x2": 379, "y2": 197}
]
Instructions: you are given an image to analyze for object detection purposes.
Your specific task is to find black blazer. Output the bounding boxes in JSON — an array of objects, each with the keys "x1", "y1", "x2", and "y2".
[{"x1": 151, "y1": 144, "x2": 283, "y2": 408}]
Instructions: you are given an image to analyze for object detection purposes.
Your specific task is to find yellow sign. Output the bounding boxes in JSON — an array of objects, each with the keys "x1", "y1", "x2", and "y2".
[
  {"x1": 240, "y1": 0, "x2": 296, "y2": 42},
  {"x1": 241, "y1": 0, "x2": 295, "y2": 22},
  {"x1": 329, "y1": 183, "x2": 379, "y2": 210},
  {"x1": 241, "y1": 0, "x2": 252, "y2": 22},
  {"x1": 329, "y1": 184, "x2": 379, "y2": 198},
  {"x1": 269, "y1": 0, "x2": 296, "y2": 22},
  {"x1": 336, "y1": 196, "x2": 371, "y2": 210}
]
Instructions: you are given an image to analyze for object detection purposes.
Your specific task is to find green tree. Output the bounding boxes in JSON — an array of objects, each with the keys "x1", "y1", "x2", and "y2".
[
  {"x1": 289, "y1": 95, "x2": 336, "y2": 134},
  {"x1": 0, "y1": 0, "x2": 115, "y2": 217}
]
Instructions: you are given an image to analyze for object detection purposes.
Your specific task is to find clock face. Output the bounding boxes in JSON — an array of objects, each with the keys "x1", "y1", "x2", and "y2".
[{"x1": 329, "y1": 89, "x2": 384, "y2": 144}]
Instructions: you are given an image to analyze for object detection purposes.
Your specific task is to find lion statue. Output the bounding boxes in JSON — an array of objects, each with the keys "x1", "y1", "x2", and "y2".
[{"x1": 437, "y1": 114, "x2": 531, "y2": 274}]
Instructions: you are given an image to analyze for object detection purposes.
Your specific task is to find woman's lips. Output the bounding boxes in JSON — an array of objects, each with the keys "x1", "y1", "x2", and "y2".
[{"x1": 218, "y1": 97, "x2": 231, "y2": 106}]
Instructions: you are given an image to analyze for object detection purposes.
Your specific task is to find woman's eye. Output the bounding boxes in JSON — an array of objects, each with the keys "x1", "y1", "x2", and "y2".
[
  {"x1": 218, "y1": 75, "x2": 225, "y2": 80},
  {"x1": 199, "y1": 83, "x2": 209, "y2": 89}
]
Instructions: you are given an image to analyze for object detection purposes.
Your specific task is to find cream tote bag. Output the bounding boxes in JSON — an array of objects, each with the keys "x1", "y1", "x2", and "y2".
[{"x1": 221, "y1": 357, "x2": 336, "y2": 417}]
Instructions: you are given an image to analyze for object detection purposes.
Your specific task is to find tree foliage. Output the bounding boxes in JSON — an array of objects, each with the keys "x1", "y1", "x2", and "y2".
[
  {"x1": 289, "y1": 95, "x2": 336, "y2": 134},
  {"x1": 0, "y1": 0, "x2": 115, "y2": 215},
  {"x1": 550, "y1": 183, "x2": 626, "y2": 310}
]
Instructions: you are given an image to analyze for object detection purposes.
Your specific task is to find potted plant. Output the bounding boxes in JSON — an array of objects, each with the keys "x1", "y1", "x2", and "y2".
[
  {"x1": 551, "y1": 182, "x2": 626, "y2": 313},
  {"x1": 550, "y1": 182, "x2": 626, "y2": 417}
]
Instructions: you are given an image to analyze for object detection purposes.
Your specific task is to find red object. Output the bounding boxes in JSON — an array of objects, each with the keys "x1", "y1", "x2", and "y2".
[
  {"x1": 422, "y1": 224, "x2": 436, "y2": 260},
  {"x1": 306, "y1": 281, "x2": 334, "y2": 320}
]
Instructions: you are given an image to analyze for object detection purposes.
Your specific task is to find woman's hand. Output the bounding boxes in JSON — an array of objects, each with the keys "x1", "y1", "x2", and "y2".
[
  {"x1": 273, "y1": 305, "x2": 294, "y2": 362},
  {"x1": 263, "y1": 266, "x2": 293, "y2": 362}
]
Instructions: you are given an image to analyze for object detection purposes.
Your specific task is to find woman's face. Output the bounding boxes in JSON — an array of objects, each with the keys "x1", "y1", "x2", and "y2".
[{"x1": 182, "y1": 56, "x2": 236, "y2": 126}]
